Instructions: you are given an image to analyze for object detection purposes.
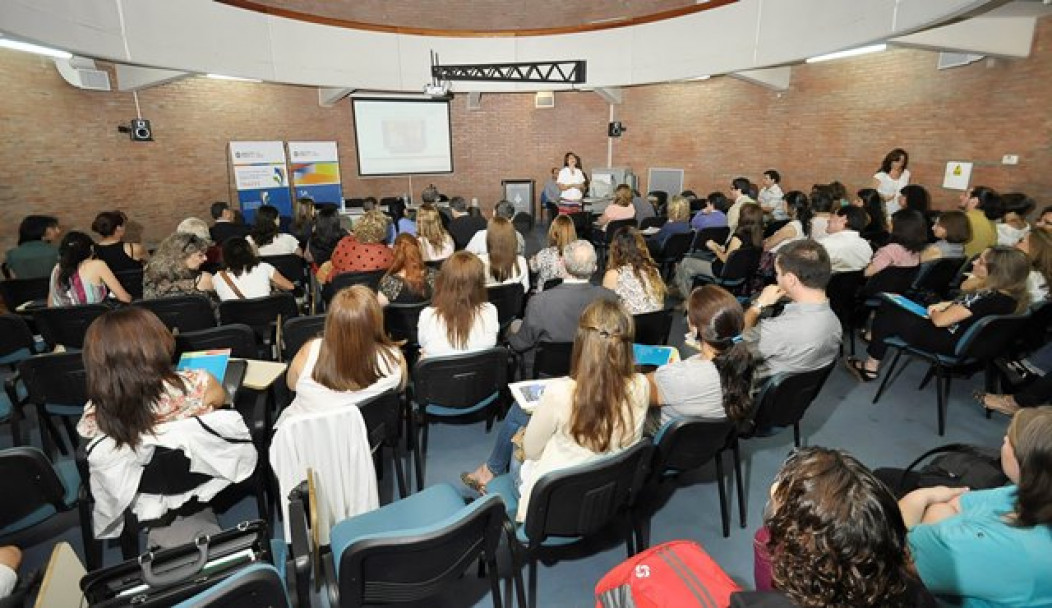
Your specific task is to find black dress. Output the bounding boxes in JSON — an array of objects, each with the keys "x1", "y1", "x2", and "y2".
[{"x1": 94, "y1": 242, "x2": 142, "y2": 272}]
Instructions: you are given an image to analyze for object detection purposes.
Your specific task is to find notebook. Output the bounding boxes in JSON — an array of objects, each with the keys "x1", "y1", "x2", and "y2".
[
  {"x1": 632, "y1": 344, "x2": 681, "y2": 367},
  {"x1": 881, "y1": 292, "x2": 929, "y2": 318}
]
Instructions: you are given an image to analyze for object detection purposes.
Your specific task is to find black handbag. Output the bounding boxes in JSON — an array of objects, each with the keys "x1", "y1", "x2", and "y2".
[
  {"x1": 80, "y1": 520, "x2": 272, "y2": 607},
  {"x1": 895, "y1": 443, "x2": 1008, "y2": 495}
]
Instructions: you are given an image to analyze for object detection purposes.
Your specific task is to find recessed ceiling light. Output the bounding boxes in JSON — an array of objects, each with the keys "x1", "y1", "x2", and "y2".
[
  {"x1": 0, "y1": 38, "x2": 72, "y2": 60},
  {"x1": 205, "y1": 73, "x2": 262, "y2": 83},
  {"x1": 806, "y1": 44, "x2": 887, "y2": 64}
]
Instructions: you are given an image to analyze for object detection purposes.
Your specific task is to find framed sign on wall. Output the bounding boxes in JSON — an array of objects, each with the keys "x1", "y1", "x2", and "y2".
[{"x1": 502, "y1": 179, "x2": 535, "y2": 221}]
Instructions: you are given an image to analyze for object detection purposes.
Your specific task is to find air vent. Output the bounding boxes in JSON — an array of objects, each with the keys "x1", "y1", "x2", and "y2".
[
  {"x1": 535, "y1": 91, "x2": 554, "y2": 109},
  {"x1": 937, "y1": 52, "x2": 984, "y2": 70},
  {"x1": 53, "y1": 57, "x2": 112, "y2": 91}
]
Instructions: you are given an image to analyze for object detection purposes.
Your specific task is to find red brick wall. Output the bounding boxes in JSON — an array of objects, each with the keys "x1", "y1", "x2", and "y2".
[{"x1": 1, "y1": 17, "x2": 1049, "y2": 251}]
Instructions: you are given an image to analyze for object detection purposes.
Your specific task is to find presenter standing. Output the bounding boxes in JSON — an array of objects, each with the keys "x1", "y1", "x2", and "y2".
[
  {"x1": 557, "y1": 152, "x2": 587, "y2": 215},
  {"x1": 872, "y1": 148, "x2": 911, "y2": 217}
]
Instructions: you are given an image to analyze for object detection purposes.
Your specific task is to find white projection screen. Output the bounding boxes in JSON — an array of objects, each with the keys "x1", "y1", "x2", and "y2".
[{"x1": 352, "y1": 98, "x2": 453, "y2": 176}]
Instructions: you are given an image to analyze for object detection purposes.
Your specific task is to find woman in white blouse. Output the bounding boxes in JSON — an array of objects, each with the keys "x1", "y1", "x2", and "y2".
[
  {"x1": 247, "y1": 205, "x2": 302, "y2": 257},
  {"x1": 214, "y1": 236, "x2": 294, "y2": 301},
  {"x1": 417, "y1": 251, "x2": 499, "y2": 358},
  {"x1": 872, "y1": 148, "x2": 911, "y2": 217},
  {"x1": 478, "y1": 217, "x2": 529, "y2": 293},
  {"x1": 415, "y1": 203, "x2": 454, "y2": 262}
]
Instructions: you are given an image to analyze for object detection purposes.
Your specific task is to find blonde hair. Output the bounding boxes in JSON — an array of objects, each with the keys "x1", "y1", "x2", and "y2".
[
  {"x1": 353, "y1": 210, "x2": 389, "y2": 244},
  {"x1": 667, "y1": 196, "x2": 690, "y2": 222},
  {"x1": 416, "y1": 203, "x2": 449, "y2": 253},
  {"x1": 547, "y1": 215, "x2": 577, "y2": 255}
]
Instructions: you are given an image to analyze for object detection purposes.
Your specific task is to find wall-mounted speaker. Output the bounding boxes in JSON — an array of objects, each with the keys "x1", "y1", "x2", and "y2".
[
  {"x1": 608, "y1": 121, "x2": 625, "y2": 137},
  {"x1": 130, "y1": 118, "x2": 153, "y2": 141}
]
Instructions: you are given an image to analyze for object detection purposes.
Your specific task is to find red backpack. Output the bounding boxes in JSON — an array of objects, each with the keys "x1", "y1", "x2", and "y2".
[{"x1": 595, "y1": 540, "x2": 740, "y2": 608}]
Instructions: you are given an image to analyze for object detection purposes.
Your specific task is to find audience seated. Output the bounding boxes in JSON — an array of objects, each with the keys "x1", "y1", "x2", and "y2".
[
  {"x1": 743, "y1": 239, "x2": 842, "y2": 382},
  {"x1": 646, "y1": 285, "x2": 754, "y2": 433},
  {"x1": 508, "y1": 240, "x2": 615, "y2": 354},
  {"x1": 247, "y1": 205, "x2": 302, "y2": 257},
  {"x1": 855, "y1": 187, "x2": 890, "y2": 246},
  {"x1": 465, "y1": 200, "x2": 525, "y2": 255},
  {"x1": 448, "y1": 196, "x2": 488, "y2": 251},
  {"x1": 674, "y1": 203, "x2": 763, "y2": 296},
  {"x1": 631, "y1": 188, "x2": 657, "y2": 221},
  {"x1": 478, "y1": 216, "x2": 529, "y2": 292},
  {"x1": 90, "y1": 211, "x2": 146, "y2": 271},
  {"x1": 726, "y1": 177, "x2": 757, "y2": 232},
  {"x1": 595, "y1": 185, "x2": 637, "y2": 231},
  {"x1": 602, "y1": 228, "x2": 665, "y2": 315},
  {"x1": 143, "y1": 232, "x2": 215, "y2": 300},
  {"x1": 49, "y1": 231, "x2": 132, "y2": 307},
  {"x1": 213, "y1": 236, "x2": 294, "y2": 301},
  {"x1": 6, "y1": 215, "x2": 61, "y2": 279},
  {"x1": 763, "y1": 191, "x2": 811, "y2": 254},
  {"x1": 0, "y1": 546, "x2": 20, "y2": 600},
  {"x1": 529, "y1": 214, "x2": 576, "y2": 292},
  {"x1": 997, "y1": 192, "x2": 1035, "y2": 247},
  {"x1": 307, "y1": 205, "x2": 348, "y2": 267},
  {"x1": 864, "y1": 209, "x2": 927, "y2": 277},
  {"x1": 901, "y1": 407, "x2": 1052, "y2": 607},
  {"x1": 290, "y1": 197, "x2": 316, "y2": 248},
  {"x1": 736, "y1": 447, "x2": 935, "y2": 607},
  {"x1": 1035, "y1": 205, "x2": 1052, "y2": 231},
  {"x1": 649, "y1": 195, "x2": 691, "y2": 250},
  {"x1": 921, "y1": 210, "x2": 970, "y2": 262},
  {"x1": 848, "y1": 246, "x2": 1029, "y2": 382},
  {"x1": 1016, "y1": 229, "x2": 1051, "y2": 304},
  {"x1": 277, "y1": 285, "x2": 405, "y2": 427},
  {"x1": 757, "y1": 169, "x2": 786, "y2": 221},
  {"x1": 415, "y1": 203, "x2": 454, "y2": 262},
  {"x1": 482, "y1": 299, "x2": 649, "y2": 524},
  {"x1": 378, "y1": 234, "x2": 435, "y2": 307},
  {"x1": 820, "y1": 206, "x2": 872, "y2": 273},
  {"x1": 691, "y1": 192, "x2": 730, "y2": 231},
  {"x1": 960, "y1": 186, "x2": 1003, "y2": 258},
  {"x1": 417, "y1": 251, "x2": 498, "y2": 358},
  {"x1": 209, "y1": 201, "x2": 251, "y2": 245},
  {"x1": 326, "y1": 210, "x2": 393, "y2": 280}
]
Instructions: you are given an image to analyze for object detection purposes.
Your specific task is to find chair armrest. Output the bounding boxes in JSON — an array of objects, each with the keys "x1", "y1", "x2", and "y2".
[{"x1": 287, "y1": 481, "x2": 313, "y2": 608}]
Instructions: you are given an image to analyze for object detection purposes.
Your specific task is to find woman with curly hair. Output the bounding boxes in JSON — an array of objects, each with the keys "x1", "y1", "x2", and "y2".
[
  {"x1": 902, "y1": 407, "x2": 1052, "y2": 606},
  {"x1": 603, "y1": 227, "x2": 665, "y2": 314},
  {"x1": 734, "y1": 447, "x2": 934, "y2": 607},
  {"x1": 326, "y1": 210, "x2": 393, "y2": 280},
  {"x1": 48, "y1": 231, "x2": 133, "y2": 307},
  {"x1": 415, "y1": 203, "x2": 454, "y2": 262},
  {"x1": 378, "y1": 234, "x2": 435, "y2": 306},
  {"x1": 143, "y1": 232, "x2": 215, "y2": 300}
]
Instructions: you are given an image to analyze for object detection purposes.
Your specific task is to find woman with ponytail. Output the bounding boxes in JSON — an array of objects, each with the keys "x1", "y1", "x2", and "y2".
[{"x1": 646, "y1": 285, "x2": 755, "y2": 433}]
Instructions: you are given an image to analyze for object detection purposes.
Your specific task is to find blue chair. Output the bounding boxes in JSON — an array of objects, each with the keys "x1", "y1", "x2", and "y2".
[
  {"x1": 410, "y1": 347, "x2": 508, "y2": 489},
  {"x1": 171, "y1": 563, "x2": 291, "y2": 608},
  {"x1": 488, "y1": 441, "x2": 653, "y2": 608},
  {"x1": 872, "y1": 311, "x2": 1031, "y2": 436},
  {"x1": 0, "y1": 447, "x2": 90, "y2": 569},
  {"x1": 325, "y1": 484, "x2": 512, "y2": 608},
  {"x1": 18, "y1": 352, "x2": 87, "y2": 456}
]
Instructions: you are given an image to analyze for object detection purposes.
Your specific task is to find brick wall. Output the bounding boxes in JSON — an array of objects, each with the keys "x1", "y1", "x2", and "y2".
[{"x1": 1, "y1": 17, "x2": 1049, "y2": 251}]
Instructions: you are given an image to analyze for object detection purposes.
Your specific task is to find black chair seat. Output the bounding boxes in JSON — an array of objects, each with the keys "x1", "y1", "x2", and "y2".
[{"x1": 135, "y1": 295, "x2": 217, "y2": 334}]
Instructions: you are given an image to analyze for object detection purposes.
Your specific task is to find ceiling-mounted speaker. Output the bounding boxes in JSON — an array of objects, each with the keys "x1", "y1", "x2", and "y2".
[{"x1": 534, "y1": 91, "x2": 554, "y2": 109}]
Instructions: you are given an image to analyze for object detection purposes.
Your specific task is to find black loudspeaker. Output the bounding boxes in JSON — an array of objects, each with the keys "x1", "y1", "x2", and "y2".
[
  {"x1": 130, "y1": 118, "x2": 153, "y2": 141},
  {"x1": 607, "y1": 121, "x2": 625, "y2": 137}
]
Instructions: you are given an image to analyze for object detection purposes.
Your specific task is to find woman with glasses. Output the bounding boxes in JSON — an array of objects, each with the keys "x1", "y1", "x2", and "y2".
[{"x1": 143, "y1": 232, "x2": 216, "y2": 300}]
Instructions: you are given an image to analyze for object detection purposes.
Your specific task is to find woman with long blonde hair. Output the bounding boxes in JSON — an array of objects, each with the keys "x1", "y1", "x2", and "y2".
[
  {"x1": 485, "y1": 298, "x2": 649, "y2": 521},
  {"x1": 529, "y1": 214, "x2": 577, "y2": 291},
  {"x1": 417, "y1": 251, "x2": 499, "y2": 358},
  {"x1": 278, "y1": 285, "x2": 405, "y2": 425},
  {"x1": 415, "y1": 203, "x2": 454, "y2": 262},
  {"x1": 603, "y1": 227, "x2": 666, "y2": 314},
  {"x1": 596, "y1": 184, "x2": 637, "y2": 230},
  {"x1": 479, "y1": 216, "x2": 529, "y2": 292}
]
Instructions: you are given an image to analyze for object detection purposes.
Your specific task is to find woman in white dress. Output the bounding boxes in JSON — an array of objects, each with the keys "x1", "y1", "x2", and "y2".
[{"x1": 872, "y1": 148, "x2": 911, "y2": 217}]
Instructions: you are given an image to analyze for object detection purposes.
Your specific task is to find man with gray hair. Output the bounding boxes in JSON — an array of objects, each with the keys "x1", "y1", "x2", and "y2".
[
  {"x1": 508, "y1": 240, "x2": 615, "y2": 354},
  {"x1": 465, "y1": 200, "x2": 525, "y2": 255}
]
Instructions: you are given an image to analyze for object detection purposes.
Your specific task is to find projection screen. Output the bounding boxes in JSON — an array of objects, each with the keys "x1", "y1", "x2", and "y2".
[{"x1": 351, "y1": 98, "x2": 453, "y2": 176}]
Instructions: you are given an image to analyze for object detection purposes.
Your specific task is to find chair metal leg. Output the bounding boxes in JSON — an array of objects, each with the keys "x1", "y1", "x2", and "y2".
[
  {"x1": 793, "y1": 423, "x2": 801, "y2": 448},
  {"x1": 391, "y1": 441, "x2": 408, "y2": 498},
  {"x1": 501, "y1": 518, "x2": 528, "y2": 608},
  {"x1": 487, "y1": 555, "x2": 504, "y2": 608},
  {"x1": 872, "y1": 348, "x2": 903, "y2": 404},
  {"x1": 918, "y1": 365, "x2": 935, "y2": 390},
  {"x1": 528, "y1": 554, "x2": 538, "y2": 608},
  {"x1": 732, "y1": 439, "x2": 746, "y2": 528},
  {"x1": 715, "y1": 452, "x2": 729, "y2": 538},
  {"x1": 936, "y1": 367, "x2": 950, "y2": 436},
  {"x1": 38, "y1": 407, "x2": 66, "y2": 457}
]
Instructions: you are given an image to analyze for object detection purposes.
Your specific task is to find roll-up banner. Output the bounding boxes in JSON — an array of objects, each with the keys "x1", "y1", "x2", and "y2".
[
  {"x1": 229, "y1": 141, "x2": 292, "y2": 222},
  {"x1": 288, "y1": 141, "x2": 343, "y2": 209}
]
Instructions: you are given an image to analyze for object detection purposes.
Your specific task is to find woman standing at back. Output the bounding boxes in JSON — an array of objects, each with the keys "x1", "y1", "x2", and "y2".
[
  {"x1": 417, "y1": 251, "x2": 499, "y2": 358},
  {"x1": 873, "y1": 148, "x2": 911, "y2": 216},
  {"x1": 278, "y1": 285, "x2": 405, "y2": 426}
]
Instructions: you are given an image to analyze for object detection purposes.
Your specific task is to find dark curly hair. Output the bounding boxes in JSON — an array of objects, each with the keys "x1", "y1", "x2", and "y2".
[{"x1": 766, "y1": 447, "x2": 921, "y2": 608}]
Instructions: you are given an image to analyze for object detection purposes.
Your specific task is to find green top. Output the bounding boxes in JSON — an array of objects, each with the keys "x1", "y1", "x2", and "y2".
[{"x1": 5, "y1": 241, "x2": 59, "y2": 279}]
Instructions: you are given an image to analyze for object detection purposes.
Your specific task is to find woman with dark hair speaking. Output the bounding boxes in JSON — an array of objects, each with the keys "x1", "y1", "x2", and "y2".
[
  {"x1": 733, "y1": 447, "x2": 935, "y2": 607},
  {"x1": 646, "y1": 285, "x2": 754, "y2": 433},
  {"x1": 872, "y1": 148, "x2": 910, "y2": 216},
  {"x1": 901, "y1": 407, "x2": 1052, "y2": 606}
]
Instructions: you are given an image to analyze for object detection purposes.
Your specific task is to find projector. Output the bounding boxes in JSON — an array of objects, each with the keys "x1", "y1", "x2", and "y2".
[{"x1": 423, "y1": 82, "x2": 451, "y2": 98}]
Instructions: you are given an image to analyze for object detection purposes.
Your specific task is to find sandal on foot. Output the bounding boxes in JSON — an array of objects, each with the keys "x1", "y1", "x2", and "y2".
[
  {"x1": 460, "y1": 472, "x2": 487, "y2": 494},
  {"x1": 845, "y1": 357, "x2": 878, "y2": 382},
  {"x1": 973, "y1": 391, "x2": 1020, "y2": 417}
]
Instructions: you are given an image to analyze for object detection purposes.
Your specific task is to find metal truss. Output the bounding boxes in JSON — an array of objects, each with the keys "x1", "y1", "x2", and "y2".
[{"x1": 432, "y1": 60, "x2": 586, "y2": 84}]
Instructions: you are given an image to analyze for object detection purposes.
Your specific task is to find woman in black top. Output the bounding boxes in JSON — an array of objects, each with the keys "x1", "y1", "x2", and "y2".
[
  {"x1": 307, "y1": 206, "x2": 347, "y2": 267},
  {"x1": 847, "y1": 246, "x2": 1029, "y2": 382},
  {"x1": 91, "y1": 211, "x2": 145, "y2": 272}
]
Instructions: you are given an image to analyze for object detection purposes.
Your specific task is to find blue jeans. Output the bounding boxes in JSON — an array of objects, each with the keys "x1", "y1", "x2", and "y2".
[{"x1": 485, "y1": 403, "x2": 530, "y2": 475}]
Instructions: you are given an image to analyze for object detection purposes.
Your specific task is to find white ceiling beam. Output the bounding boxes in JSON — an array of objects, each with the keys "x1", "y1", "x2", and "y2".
[
  {"x1": 114, "y1": 63, "x2": 188, "y2": 91},
  {"x1": 318, "y1": 87, "x2": 354, "y2": 107},
  {"x1": 729, "y1": 66, "x2": 791, "y2": 91},
  {"x1": 593, "y1": 87, "x2": 623, "y2": 105},
  {"x1": 889, "y1": 16, "x2": 1037, "y2": 58}
]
